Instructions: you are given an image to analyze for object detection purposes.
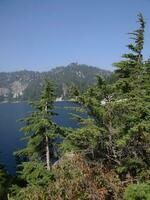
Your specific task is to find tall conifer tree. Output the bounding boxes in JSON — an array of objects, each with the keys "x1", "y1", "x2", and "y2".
[{"x1": 17, "y1": 80, "x2": 59, "y2": 170}]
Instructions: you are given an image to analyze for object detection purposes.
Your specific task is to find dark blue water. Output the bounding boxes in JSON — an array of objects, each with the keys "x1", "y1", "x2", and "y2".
[{"x1": 0, "y1": 101, "x2": 81, "y2": 174}]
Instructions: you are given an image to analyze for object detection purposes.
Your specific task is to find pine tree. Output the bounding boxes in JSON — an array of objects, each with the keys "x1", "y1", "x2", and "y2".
[
  {"x1": 109, "y1": 13, "x2": 150, "y2": 181},
  {"x1": 67, "y1": 83, "x2": 80, "y2": 100},
  {"x1": 114, "y1": 12, "x2": 145, "y2": 95},
  {"x1": 17, "y1": 80, "x2": 60, "y2": 170},
  {"x1": 63, "y1": 13, "x2": 150, "y2": 182},
  {"x1": 64, "y1": 75, "x2": 120, "y2": 165}
]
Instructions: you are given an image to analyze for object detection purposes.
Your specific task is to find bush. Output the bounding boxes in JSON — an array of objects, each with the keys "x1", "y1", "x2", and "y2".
[{"x1": 124, "y1": 182, "x2": 150, "y2": 200}]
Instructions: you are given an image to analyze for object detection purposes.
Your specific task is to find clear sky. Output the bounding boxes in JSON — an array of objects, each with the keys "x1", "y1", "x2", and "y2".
[{"x1": 0, "y1": 0, "x2": 150, "y2": 72}]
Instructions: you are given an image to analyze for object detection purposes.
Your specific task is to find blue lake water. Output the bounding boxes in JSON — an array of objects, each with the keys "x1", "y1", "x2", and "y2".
[{"x1": 0, "y1": 101, "x2": 81, "y2": 174}]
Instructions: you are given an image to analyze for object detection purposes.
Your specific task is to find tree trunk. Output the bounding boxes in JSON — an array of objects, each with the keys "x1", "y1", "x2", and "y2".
[
  {"x1": 46, "y1": 135, "x2": 51, "y2": 170},
  {"x1": 107, "y1": 104, "x2": 121, "y2": 166},
  {"x1": 45, "y1": 101, "x2": 51, "y2": 170}
]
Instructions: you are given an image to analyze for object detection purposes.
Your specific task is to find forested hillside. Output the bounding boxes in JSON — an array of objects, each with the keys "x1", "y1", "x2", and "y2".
[{"x1": 0, "y1": 63, "x2": 112, "y2": 102}]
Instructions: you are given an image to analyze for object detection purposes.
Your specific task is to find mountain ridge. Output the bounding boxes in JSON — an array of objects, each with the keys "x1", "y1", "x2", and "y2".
[{"x1": 0, "y1": 63, "x2": 112, "y2": 102}]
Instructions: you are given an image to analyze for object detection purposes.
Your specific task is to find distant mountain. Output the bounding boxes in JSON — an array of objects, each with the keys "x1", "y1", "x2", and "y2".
[{"x1": 0, "y1": 63, "x2": 112, "y2": 102}]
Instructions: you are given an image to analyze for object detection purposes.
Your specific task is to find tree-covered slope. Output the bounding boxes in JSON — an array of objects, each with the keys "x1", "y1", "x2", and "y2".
[{"x1": 0, "y1": 63, "x2": 112, "y2": 102}]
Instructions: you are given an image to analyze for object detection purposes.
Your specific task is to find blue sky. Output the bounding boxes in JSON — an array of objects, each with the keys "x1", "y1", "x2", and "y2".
[{"x1": 0, "y1": 0, "x2": 150, "y2": 72}]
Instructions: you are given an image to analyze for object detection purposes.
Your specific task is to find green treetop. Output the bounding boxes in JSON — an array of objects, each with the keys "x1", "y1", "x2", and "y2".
[{"x1": 114, "y1": 12, "x2": 145, "y2": 95}]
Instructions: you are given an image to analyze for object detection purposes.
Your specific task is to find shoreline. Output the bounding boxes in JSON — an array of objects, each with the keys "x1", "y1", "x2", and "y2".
[{"x1": 0, "y1": 99, "x2": 75, "y2": 104}]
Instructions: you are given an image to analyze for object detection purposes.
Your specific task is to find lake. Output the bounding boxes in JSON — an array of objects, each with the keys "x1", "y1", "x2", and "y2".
[{"x1": 0, "y1": 101, "x2": 81, "y2": 174}]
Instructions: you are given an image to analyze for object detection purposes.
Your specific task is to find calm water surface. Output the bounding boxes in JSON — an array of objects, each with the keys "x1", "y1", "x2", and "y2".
[{"x1": 0, "y1": 101, "x2": 81, "y2": 174}]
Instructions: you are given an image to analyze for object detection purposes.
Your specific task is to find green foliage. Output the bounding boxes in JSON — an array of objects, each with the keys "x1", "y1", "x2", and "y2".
[
  {"x1": 124, "y1": 182, "x2": 150, "y2": 200},
  {"x1": 63, "y1": 13, "x2": 150, "y2": 194},
  {"x1": 9, "y1": 162, "x2": 54, "y2": 200},
  {"x1": 9, "y1": 154, "x2": 123, "y2": 200},
  {"x1": 18, "y1": 161, "x2": 54, "y2": 186},
  {"x1": 0, "y1": 162, "x2": 10, "y2": 200},
  {"x1": 62, "y1": 119, "x2": 101, "y2": 156},
  {"x1": 9, "y1": 184, "x2": 47, "y2": 200},
  {"x1": 114, "y1": 12, "x2": 145, "y2": 95},
  {"x1": 16, "y1": 80, "x2": 60, "y2": 167},
  {"x1": 67, "y1": 83, "x2": 80, "y2": 100}
]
